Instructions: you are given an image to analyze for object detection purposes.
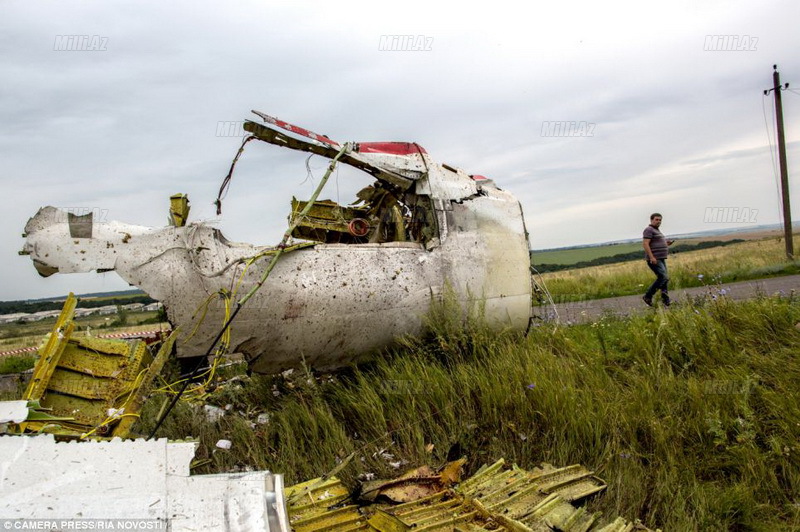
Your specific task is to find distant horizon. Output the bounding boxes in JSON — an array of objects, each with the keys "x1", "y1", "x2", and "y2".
[
  {"x1": 1, "y1": 288, "x2": 147, "y2": 305},
  {"x1": 531, "y1": 220, "x2": 798, "y2": 252},
  {"x1": 4, "y1": 221, "x2": 796, "y2": 303}
]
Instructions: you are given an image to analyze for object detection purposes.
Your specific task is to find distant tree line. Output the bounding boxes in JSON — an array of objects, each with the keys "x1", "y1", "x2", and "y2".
[
  {"x1": 0, "y1": 294, "x2": 156, "y2": 315},
  {"x1": 531, "y1": 239, "x2": 745, "y2": 273}
]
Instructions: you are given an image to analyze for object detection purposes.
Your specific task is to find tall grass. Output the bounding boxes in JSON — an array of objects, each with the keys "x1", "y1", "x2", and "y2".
[
  {"x1": 135, "y1": 293, "x2": 800, "y2": 530},
  {"x1": 0, "y1": 355, "x2": 35, "y2": 375},
  {"x1": 537, "y1": 237, "x2": 800, "y2": 301}
]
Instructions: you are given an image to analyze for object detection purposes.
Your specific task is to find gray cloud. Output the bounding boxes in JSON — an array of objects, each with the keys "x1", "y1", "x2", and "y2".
[{"x1": 2, "y1": 0, "x2": 799, "y2": 299}]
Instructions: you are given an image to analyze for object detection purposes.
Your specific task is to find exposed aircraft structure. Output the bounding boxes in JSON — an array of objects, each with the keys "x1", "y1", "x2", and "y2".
[{"x1": 21, "y1": 112, "x2": 532, "y2": 375}]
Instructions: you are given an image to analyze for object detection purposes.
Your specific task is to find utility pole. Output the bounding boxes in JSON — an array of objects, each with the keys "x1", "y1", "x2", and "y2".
[{"x1": 764, "y1": 64, "x2": 794, "y2": 259}]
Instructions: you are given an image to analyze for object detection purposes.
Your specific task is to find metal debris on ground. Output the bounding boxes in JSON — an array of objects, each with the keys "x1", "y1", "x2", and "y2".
[
  {"x1": 3, "y1": 292, "x2": 177, "y2": 439},
  {"x1": 0, "y1": 439, "x2": 659, "y2": 532},
  {"x1": 0, "y1": 434, "x2": 290, "y2": 531},
  {"x1": 286, "y1": 458, "x2": 660, "y2": 531}
]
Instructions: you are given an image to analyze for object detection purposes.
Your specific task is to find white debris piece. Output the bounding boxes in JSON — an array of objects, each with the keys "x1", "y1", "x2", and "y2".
[
  {"x1": 203, "y1": 404, "x2": 225, "y2": 422},
  {"x1": 216, "y1": 439, "x2": 232, "y2": 450},
  {"x1": 0, "y1": 434, "x2": 289, "y2": 531},
  {"x1": 0, "y1": 401, "x2": 29, "y2": 424}
]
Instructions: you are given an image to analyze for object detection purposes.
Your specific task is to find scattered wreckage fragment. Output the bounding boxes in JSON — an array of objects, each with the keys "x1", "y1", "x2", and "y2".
[
  {"x1": 286, "y1": 457, "x2": 659, "y2": 532},
  {"x1": 0, "y1": 432, "x2": 658, "y2": 532},
  {"x1": 2, "y1": 293, "x2": 176, "y2": 439},
  {"x1": 0, "y1": 296, "x2": 655, "y2": 530},
  {"x1": 0, "y1": 434, "x2": 290, "y2": 531},
  {"x1": 21, "y1": 112, "x2": 533, "y2": 375}
]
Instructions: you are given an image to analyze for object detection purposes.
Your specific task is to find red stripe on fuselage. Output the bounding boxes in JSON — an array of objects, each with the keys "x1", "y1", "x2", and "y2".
[{"x1": 357, "y1": 142, "x2": 427, "y2": 155}]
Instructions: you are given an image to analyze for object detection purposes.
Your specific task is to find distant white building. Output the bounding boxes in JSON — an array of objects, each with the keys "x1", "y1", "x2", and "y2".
[
  {"x1": 27, "y1": 310, "x2": 62, "y2": 321},
  {"x1": 0, "y1": 313, "x2": 31, "y2": 324},
  {"x1": 0, "y1": 300, "x2": 159, "y2": 324}
]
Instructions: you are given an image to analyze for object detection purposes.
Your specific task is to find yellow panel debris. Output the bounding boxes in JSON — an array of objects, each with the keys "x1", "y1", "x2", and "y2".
[
  {"x1": 13, "y1": 292, "x2": 177, "y2": 439},
  {"x1": 169, "y1": 193, "x2": 191, "y2": 227},
  {"x1": 286, "y1": 459, "x2": 661, "y2": 532}
]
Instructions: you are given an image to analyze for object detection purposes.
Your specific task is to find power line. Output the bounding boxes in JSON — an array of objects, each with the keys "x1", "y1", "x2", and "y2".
[{"x1": 763, "y1": 64, "x2": 794, "y2": 259}]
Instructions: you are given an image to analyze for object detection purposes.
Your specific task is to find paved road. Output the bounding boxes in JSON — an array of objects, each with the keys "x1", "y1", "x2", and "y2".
[{"x1": 531, "y1": 274, "x2": 800, "y2": 325}]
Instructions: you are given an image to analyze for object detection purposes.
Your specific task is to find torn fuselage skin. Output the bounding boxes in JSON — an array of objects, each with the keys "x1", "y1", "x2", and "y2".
[{"x1": 21, "y1": 116, "x2": 532, "y2": 375}]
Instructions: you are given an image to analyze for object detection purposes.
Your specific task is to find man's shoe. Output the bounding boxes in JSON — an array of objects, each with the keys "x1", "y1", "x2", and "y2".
[
  {"x1": 662, "y1": 295, "x2": 671, "y2": 307},
  {"x1": 643, "y1": 295, "x2": 653, "y2": 307}
]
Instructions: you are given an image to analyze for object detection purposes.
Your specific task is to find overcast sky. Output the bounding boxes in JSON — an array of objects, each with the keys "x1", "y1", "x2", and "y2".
[{"x1": 2, "y1": 0, "x2": 799, "y2": 300}]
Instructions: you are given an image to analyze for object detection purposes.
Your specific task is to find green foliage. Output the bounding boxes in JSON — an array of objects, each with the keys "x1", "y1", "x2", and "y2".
[
  {"x1": 0, "y1": 293, "x2": 155, "y2": 315},
  {"x1": 140, "y1": 306, "x2": 168, "y2": 325},
  {"x1": 108, "y1": 305, "x2": 129, "y2": 328},
  {"x1": 532, "y1": 242, "x2": 643, "y2": 265},
  {"x1": 538, "y1": 237, "x2": 800, "y2": 302},
  {"x1": 533, "y1": 239, "x2": 745, "y2": 272},
  {"x1": 135, "y1": 295, "x2": 800, "y2": 530},
  {"x1": 0, "y1": 355, "x2": 36, "y2": 375}
]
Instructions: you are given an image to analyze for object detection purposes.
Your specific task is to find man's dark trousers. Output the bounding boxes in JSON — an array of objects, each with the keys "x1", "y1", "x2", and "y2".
[{"x1": 645, "y1": 258, "x2": 669, "y2": 299}]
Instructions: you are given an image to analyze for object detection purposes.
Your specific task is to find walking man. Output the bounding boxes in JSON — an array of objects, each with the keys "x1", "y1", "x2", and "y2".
[{"x1": 643, "y1": 213, "x2": 675, "y2": 307}]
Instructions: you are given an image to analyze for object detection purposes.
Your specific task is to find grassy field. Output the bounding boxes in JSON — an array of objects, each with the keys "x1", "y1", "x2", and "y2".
[
  {"x1": 530, "y1": 227, "x2": 789, "y2": 267},
  {"x1": 130, "y1": 292, "x2": 800, "y2": 531},
  {"x1": 3, "y1": 233, "x2": 800, "y2": 528},
  {"x1": 531, "y1": 236, "x2": 723, "y2": 266},
  {"x1": 532, "y1": 242, "x2": 645, "y2": 265},
  {"x1": 0, "y1": 310, "x2": 165, "y2": 353},
  {"x1": 77, "y1": 291, "x2": 147, "y2": 302},
  {"x1": 0, "y1": 354, "x2": 36, "y2": 375},
  {"x1": 537, "y1": 236, "x2": 800, "y2": 302}
]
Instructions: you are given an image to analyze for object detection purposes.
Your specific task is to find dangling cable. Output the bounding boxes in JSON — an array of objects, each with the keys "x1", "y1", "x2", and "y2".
[
  {"x1": 147, "y1": 142, "x2": 351, "y2": 440},
  {"x1": 215, "y1": 135, "x2": 256, "y2": 215}
]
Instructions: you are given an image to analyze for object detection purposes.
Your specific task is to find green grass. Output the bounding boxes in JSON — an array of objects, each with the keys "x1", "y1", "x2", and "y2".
[
  {"x1": 79, "y1": 291, "x2": 147, "y2": 302},
  {"x1": 532, "y1": 242, "x2": 644, "y2": 265},
  {"x1": 0, "y1": 355, "x2": 35, "y2": 375},
  {"x1": 537, "y1": 237, "x2": 800, "y2": 302},
  {"x1": 134, "y1": 292, "x2": 800, "y2": 531},
  {"x1": 0, "y1": 311, "x2": 165, "y2": 351}
]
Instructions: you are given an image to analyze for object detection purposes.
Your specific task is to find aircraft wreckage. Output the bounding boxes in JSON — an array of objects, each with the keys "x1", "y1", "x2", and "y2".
[{"x1": 21, "y1": 112, "x2": 533, "y2": 375}]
